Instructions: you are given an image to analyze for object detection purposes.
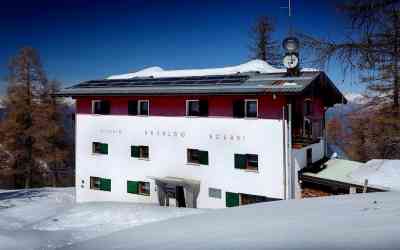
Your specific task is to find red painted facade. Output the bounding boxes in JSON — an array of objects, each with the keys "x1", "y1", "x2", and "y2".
[
  {"x1": 75, "y1": 94, "x2": 325, "y2": 122},
  {"x1": 75, "y1": 94, "x2": 291, "y2": 120}
]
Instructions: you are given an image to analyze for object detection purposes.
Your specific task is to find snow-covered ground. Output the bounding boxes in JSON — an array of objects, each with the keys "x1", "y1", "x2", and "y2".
[
  {"x1": 63, "y1": 192, "x2": 400, "y2": 250},
  {"x1": 2, "y1": 188, "x2": 400, "y2": 249},
  {"x1": 0, "y1": 188, "x2": 203, "y2": 250}
]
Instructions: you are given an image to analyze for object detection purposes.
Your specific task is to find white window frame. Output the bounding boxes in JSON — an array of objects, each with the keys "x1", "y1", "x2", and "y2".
[
  {"x1": 186, "y1": 99, "x2": 200, "y2": 117},
  {"x1": 137, "y1": 100, "x2": 149, "y2": 116},
  {"x1": 92, "y1": 100, "x2": 101, "y2": 114},
  {"x1": 244, "y1": 99, "x2": 258, "y2": 118}
]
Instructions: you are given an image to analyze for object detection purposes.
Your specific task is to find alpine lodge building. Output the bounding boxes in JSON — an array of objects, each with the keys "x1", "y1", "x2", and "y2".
[{"x1": 57, "y1": 58, "x2": 346, "y2": 209}]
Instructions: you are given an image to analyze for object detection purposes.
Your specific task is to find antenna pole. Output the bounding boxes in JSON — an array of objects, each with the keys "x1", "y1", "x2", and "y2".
[{"x1": 289, "y1": 0, "x2": 293, "y2": 36}]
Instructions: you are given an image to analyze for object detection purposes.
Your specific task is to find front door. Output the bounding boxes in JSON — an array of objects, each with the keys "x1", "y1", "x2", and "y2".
[{"x1": 176, "y1": 186, "x2": 186, "y2": 207}]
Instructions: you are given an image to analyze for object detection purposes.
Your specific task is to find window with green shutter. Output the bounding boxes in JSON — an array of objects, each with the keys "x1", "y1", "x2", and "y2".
[
  {"x1": 199, "y1": 150, "x2": 209, "y2": 165},
  {"x1": 234, "y1": 154, "x2": 247, "y2": 169},
  {"x1": 127, "y1": 181, "x2": 150, "y2": 196},
  {"x1": 93, "y1": 142, "x2": 108, "y2": 155},
  {"x1": 234, "y1": 154, "x2": 258, "y2": 171},
  {"x1": 131, "y1": 145, "x2": 149, "y2": 159},
  {"x1": 127, "y1": 181, "x2": 139, "y2": 194},
  {"x1": 226, "y1": 192, "x2": 240, "y2": 207},
  {"x1": 100, "y1": 178, "x2": 111, "y2": 191},
  {"x1": 187, "y1": 149, "x2": 208, "y2": 165},
  {"x1": 131, "y1": 146, "x2": 140, "y2": 158}
]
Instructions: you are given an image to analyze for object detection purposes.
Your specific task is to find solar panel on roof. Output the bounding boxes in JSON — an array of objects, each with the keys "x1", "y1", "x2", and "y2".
[{"x1": 71, "y1": 74, "x2": 249, "y2": 89}]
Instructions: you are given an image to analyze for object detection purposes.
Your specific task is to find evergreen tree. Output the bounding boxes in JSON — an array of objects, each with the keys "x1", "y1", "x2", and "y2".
[{"x1": 249, "y1": 16, "x2": 281, "y2": 66}]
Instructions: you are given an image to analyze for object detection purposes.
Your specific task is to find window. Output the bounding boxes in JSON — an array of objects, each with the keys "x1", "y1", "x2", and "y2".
[
  {"x1": 304, "y1": 118, "x2": 313, "y2": 138},
  {"x1": 128, "y1": 100, "x2": 138, "y2": 115},
  {"x1": 131, "y1": 145, "x2": 149, "y2": 159},
  {"x1": 304, "y1": 99, "x2": 313, "y2": 116},
  {"x1": 233, "y1": 99, "x2": 258, "y2": 118},
  {"x1": 234, "y1": 153, "x2": 258, "y2": 171},
  {"x1": 226, "y1": 192, "x2": 269, "y2": 207},
  {"x1": 226, "y1": 192, "x2": 240, "y2": 207},
  {"x1": 138, "y1": 100, "x2": 149, "y2": 116},
  {"x1": 209, "y1": 188, "x2": 222, "y2": 199},
  {"x1": 90, "y1": 176, "x2": 111, "y2": 191},
  {"x1": 306, "y1": 148, "x2": 312, "y2": 166},
  {"x1": 186, "y1": 100, "x2": 208, "y2": 117},
  {"x1": 187, "y1": 148, "x2": 208, "y2": 165},
  {"x1": 127, "y1": 180, "x2": 150, "y2": 196},
  {"x1": 128, "y1": 100, "x2": 149, "y2": 116},
  {"x1": 92, "y1": 100, "x2": 110, "y2": 115},
  {"x1": 245, "y1": 99, "x2": 258, "y2": 118},
  {"x1": 93, "y1": 142, "x2": 108, "y2": 155}
]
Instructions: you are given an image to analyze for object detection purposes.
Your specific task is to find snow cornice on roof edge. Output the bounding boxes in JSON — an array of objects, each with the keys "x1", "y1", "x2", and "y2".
[{"x1": 107, "y1": 59, "x2": 318, "y2": 80}]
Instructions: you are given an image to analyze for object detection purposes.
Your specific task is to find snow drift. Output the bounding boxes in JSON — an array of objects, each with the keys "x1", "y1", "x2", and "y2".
[{"x1": 107, "y1": 60, "x2": 318, "y2": 79}]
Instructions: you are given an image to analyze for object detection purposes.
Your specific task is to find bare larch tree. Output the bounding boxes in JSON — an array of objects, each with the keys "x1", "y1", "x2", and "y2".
[
  {"x1": 249, "y1": 16, "x2": 281, "y2": 66},
  {"x1": 301, "y1": 0, "x2": 400, "y2": 110}
]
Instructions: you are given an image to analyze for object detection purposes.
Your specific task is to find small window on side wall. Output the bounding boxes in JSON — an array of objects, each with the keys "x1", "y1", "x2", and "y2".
[
  {"x1": 304, "y1": 99, "x2": 313, "y2": 116},
  {"x1": 131, "y1": 145, "x2": 149, "y2": 159},
  {"x1": 209, "y1": 188, "x2": 222, "y2": 199},
  {"x1": 234, "y1": 153, "x2": 258, "y2": 171},
  {"x1": 93, "y1": 142, "x2": 108, "y2": 155},
  {"x1": 187, "y1": 148, "x2": 208, "y2": 165},
  {"x1": 92, "y1": 100, "x2": 110, "y2": 115}
]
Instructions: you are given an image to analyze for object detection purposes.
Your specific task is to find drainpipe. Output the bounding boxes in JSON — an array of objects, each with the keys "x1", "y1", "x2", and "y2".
[
  {"x1": 282, "y1": 106, "x2": 287, "y2": 200},
  {"x1": 287, "y1": 103, "x2": 293, "y2": 199}
]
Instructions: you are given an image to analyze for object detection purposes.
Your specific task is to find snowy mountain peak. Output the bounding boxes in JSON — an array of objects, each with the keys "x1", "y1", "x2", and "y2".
[{"x1": 107, "y1": 60, "x2": 318, "y2": 80}]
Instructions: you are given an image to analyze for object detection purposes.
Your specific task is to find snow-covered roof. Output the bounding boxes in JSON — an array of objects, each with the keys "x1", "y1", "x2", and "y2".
[
  {"x1": 303, "y1": 159, "x2": 400, "y2": 191},
  {"x1": 351, "y1": 160, "x2": 400, "y2": 191},
  {"x1": 107, "y1": 60, "x2": 317, "y2": 80}
]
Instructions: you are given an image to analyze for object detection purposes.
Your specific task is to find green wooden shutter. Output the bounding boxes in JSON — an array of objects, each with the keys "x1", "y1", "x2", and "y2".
[
  {"x1": 199, "y1": 150, "x2": 209, "y2": 165},
  {"x1": 127, "y1": 181, "x2": 139, "y2": 194},
  {"x1": 131, "y1": 146, "x2": 140, "y2": 158},
  {"x1": 128, "y1": 100, "x2": 138, "y2": 115},
  {"x1": 233, "y1": 100, "x2": 245, "y2": 118},
  {"x1": 100, "y1": 178, "x2": 111, "y2": 191},
  {"x1": 234, "y1": 154, "x2": 246, "y2": 169},
  {"x1": 226, "y1": 192, "x2": 240, "y2": 207},
  {"x1": 100, "y1": 143, "x2": 108, "y2": 154}
]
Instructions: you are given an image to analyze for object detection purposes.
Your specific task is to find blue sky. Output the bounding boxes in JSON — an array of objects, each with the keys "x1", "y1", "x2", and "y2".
[{"x1": 0, "y1": 0, "x2": 364, "y2": 95}]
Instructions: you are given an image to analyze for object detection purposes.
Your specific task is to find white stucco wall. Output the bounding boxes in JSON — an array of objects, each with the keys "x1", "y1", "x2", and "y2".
[
  {"x1": 292, "y1": 140, "x2": 325, "y2": 171},
  {"x1": 292, "y1": 140, "x2": 325, "y2": 198},
  {"x1": 75, "y1": 114, "x2": 285, "y2": 208}
]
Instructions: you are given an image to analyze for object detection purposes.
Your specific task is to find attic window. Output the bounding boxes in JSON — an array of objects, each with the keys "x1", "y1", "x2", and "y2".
[
  {"x1": 233, "y1": 99, "x2": 258, "y2": 118},
  {"x1": 92, "y1": 100, "x2": 110, "y2": 115},
  {"x1": 186, "y1": 100, "x2": 208, "y2": 117}
]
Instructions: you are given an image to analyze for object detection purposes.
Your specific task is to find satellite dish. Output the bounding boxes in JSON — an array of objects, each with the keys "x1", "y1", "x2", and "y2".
[{"x1": 282, "y1": 37, "x2": 300, "y2": 52}]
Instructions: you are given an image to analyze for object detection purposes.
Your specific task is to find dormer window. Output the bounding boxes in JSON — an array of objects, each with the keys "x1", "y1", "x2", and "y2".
[{"x1": 92, "y1": 100, "x2": 110, "y2": 115}]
